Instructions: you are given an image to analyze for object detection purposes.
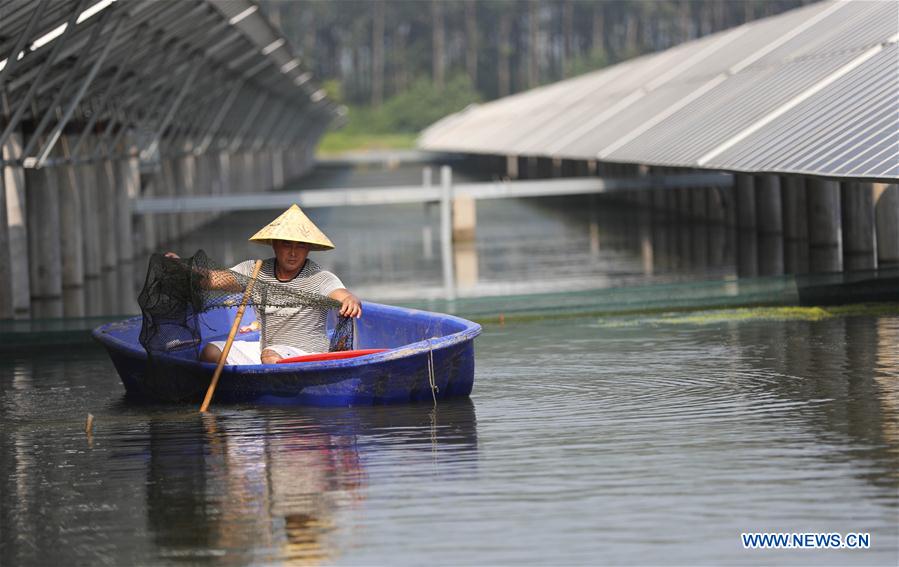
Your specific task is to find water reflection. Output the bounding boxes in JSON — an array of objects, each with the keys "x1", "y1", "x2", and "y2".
[
  {"x1": 139, "y1": 401, "x2": 478, "y2": 564},
  {"x1": 725, "y1": 315, "x2": 899, "y2": 494}
]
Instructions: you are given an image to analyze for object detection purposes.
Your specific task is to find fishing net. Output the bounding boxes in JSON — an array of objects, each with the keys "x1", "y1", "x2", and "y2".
[{"x1": 136, "y1": 249, "x2": 354, "y2": 401}]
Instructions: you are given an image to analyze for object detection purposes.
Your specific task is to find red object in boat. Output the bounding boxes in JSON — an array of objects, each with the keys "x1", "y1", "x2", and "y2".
[{"x1": 276, "y1": 349, "x2": 388, "y2": 364}]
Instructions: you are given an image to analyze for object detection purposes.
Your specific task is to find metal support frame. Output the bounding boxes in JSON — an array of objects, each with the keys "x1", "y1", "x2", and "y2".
[
  {"x1": 142, "y1": 55, "x2": 202, "y2": 160},
  {"x1": 0, "y1": 0, "x2": 51, "y2": 93},
  {"x1": 250, "y1": 101, "x2": 286, "y2": 152},
  {"x1": 173, "y1": 76, "x2": 240, "y2": 154},
  {"x1": 268, "y1": 107, "x2": 302, "y2": 150},
  {"x1": 229, "y1": 93, "x2": 268, "y2": 151},
  {"x1": 70, "y1": 23, "x2": 149, "y2": 158},
  {"x1": 22, "y1": 8, "x2": 115, "y2": 160},
  {"x1": 197, "y1": 79, "x2": 244, "y2": 154},
  {"x1": 34, "y1": 11, "x2": 126, "y2": 167},
  {"x1": 94, "y1": 38, "x2": 176, "y2": 158},
  {"x1": 0, "y1": 0, "x2": 89, "y2": 153}
]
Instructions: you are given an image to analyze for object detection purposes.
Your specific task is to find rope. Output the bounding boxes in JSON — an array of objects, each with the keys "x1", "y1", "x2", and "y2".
[{"x1": 427, "y1": 338, "x2": 438, "y2": 406}]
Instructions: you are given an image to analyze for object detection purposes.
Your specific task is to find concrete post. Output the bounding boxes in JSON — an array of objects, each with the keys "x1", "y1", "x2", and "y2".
[
  {"x1": 735, "y1": 175, "x2": 756, "y2": 230},
  {"x1": 516, "y1": 156, "x2": 528, "y2": 180},
  {"x1": 3, "y1": 134, "x2": 31, "y2": 316},
  {"x1": 179, "y1": 154, "x2": 197, "y2": 233},
  {"x1": 707, "y1": 186, "x2": 728, "y2": 224},
  {"x1": 677, "y1": 188, "x2": 691, "y2": 218},
  {"x1": 98, "y1": 159, "x2": 119, "y2": 269},
  {"x1": 58, "y1": 138, "x2": 84, "y2": 288},
  {"x1": 242, "y1": 152, "x2": 255, "y2": 193},
  {"x1": 76, "y1": 140, "x2": 101, "y2": 278},
  {"x1": 807, "y1": 178, "x2": 842, "y2": 273},
  {"x1": 690, "y1": 188, "x2": 707, "y2": 220},
  {"x1": 452, "y1": 194, "x2": 476, "y2": 242},
  {"x1": 736, "y1": 229, "x2": 758, "y2": 278},
  {"x1": 755, "y1": 175, "x2": 783, "y2": 234},
  {"x1": 0, "y1": 160, "x2": 9, "y2": 318},
  {"x1": 874, "y1": 184, "x2": 899, "y2": 267},
  {"x1": 25, "y1": 167, "x2": 62, "y2": 299},
  {"x1": 755, "y1": 175, "x2": 783, "y2": 276},
  {"x1": 506, "y1": 155, "x2": 519, "y2": 179},
  {"x1": 161, "y1": 158, "x2": 179, "y2": 243},
  {"x1": 220, "y1": 151, "x2": 231, "y2": 195},
  {"x1": 118, "y1": 154, "x2": 139, "y2": 262},
  {"x1": 781, "y1": 176, "x2": 809, "y2": 274},
  {"x1": 841, "y1": 182, "x2": 876, "y2": 271},
  {"x1": 440, "y1": 165, "x2": 456, "y2": 301},
  {"x1": 264, "y1": 150, "x2": 274, "y2": 190},
  {"x1": 137, "y1": 174, "x2": 157, "y2": 254}
]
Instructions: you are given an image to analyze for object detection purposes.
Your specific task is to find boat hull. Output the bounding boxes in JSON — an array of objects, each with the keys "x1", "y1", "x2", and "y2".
[{"x1": 93, "y1": 302, "x2": 481, "y2": 406}]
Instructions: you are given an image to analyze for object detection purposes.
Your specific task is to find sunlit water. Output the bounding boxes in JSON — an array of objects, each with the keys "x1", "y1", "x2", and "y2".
[{"x1": 2, "y1": 313, "x2": 898, "y2": 565}]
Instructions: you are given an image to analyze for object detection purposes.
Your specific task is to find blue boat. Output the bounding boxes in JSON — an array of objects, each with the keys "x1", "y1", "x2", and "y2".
[{"x1": 93, "y1": 302, "x2": 481, "y2": 406}]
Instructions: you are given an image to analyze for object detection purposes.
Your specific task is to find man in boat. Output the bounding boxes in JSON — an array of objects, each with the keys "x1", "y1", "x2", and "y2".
[{"x1": 166, "y1": 204, "x2": 361, "y2": 365}]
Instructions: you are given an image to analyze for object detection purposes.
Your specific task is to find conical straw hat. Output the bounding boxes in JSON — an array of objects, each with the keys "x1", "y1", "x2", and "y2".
[{"x1": 248, "y1": 204, "x2": 335, "y2": 251}]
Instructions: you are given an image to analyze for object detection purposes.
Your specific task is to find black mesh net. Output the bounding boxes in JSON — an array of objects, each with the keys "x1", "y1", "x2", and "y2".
[{"x1": 136, "y1": 250, "x2": 354, "y2": 401}]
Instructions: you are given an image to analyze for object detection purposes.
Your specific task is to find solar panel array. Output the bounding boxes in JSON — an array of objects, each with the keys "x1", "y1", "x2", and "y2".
[
  {"x1": 0, "y1": 0, "x2": 336, "y2": 167},
  {"x1": 419, "y1": 1, "x2": 898, "y2": 182}
]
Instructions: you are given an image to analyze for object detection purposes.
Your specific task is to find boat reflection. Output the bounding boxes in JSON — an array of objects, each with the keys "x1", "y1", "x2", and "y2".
[{"x1": 142, "y1": 399, "x2": 478, "y2": 563}]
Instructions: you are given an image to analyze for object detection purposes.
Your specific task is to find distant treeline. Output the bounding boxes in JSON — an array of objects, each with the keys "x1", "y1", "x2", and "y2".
[{"x1": 261, "y1": 0, "x2": 815, "y2": 106}]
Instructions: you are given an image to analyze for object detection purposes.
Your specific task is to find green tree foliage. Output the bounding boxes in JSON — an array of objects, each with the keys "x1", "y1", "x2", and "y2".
[{"x1": 260, "y1": 0, "x2": 816, "y2": 140}]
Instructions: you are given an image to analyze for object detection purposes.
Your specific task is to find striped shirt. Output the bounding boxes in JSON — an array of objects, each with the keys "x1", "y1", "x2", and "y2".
[{"x1": 231, "y1": 258, "x2": 344, "y2": 353}]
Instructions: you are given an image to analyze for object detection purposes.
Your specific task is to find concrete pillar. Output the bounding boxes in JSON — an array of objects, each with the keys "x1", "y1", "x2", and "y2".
[
  {"x1": 755, "y1": 175, "x2": 783, "y2": 276},
  {"x1": 506, "y1": 155, "x2": 519, "y2": 179},
  {"x1": 242, "y1": 152, "x2": 255, "y2": 193},
  {"x1": 452, "y1": 193, "x2": 477, "y2": 242},
  {"x1": 439, "y1": 165, "x2": 455, "y2": 301},
  {"x1": 807, "y1": 178, "x2": 842, "y2": 273},
  {"x1": 874, "y1": 184, "x2": 899, "y2": 267},
  {"x1": 136, "y1": 174, "x2": 157, "y2": 255},
  {"x1": 3, "y1": 134, "x2": 31, "y2": 316},
  {"x1": 841, "y1": 182, "x2": 876, "y2": 271},
  {"x1": 98, "y1": 159, "x2": 118, "y2": 269},
  {"x1": 676, "y1": 188, "x2": 690, "y2": 218},
  {"x1": 781, "y1": 176, "x2": 809, "y2": 274},
  {"x1": 63, "y1": 284, "x2": 85, "y2": 318},
  {"x1": 179, "y1": 154, "x2": 197, "y2": 233},
  {"x1": 218, "y1": 152, "x2": 231, "y2": 195},
  {"x1": 161, "y1": 159, "x2": 179, "y2": 243},
  {"x1": 665, "y1": 188, "x2": 678, "y2": 219},
  {"x1": 76, "y1": 141, "x2": 101, "y2": 278},
  {"x1": 0, "y1": 157, "x2": 9, "y2": 318},
  {"x1": 707, "y1": 186, "x2": 727, "y2": 224},
  {"x1": 651, "y1": 188, "x2": 666, "y2": 213},
  {"x1": 25, "y1": 167, "x2": 62, "y2": 299},
  {"x1": 57, "y1": 139, "x2": 84, "y2": 288},
  {"x1": 536, "y1": 157, "x2": 553, "y2": 178},
  {"x1": 690, "y1": 188, "x2": 707, "y2": 220},
  {"x1": 118, "y1": 155, "x2": 139, "y2": 262},
  {"x1": 755, "y1": 175, "x2": 782, "y2": 234},
  {"x1": 265, "y1": 150, "x2": 275, "y2": 190},
  {"x1": 736, "y1": 229, "x2": 758, "y2": 278},
  {"x1": 516, "y1": 156, "x2": 528, "y2": 180},
  {"x1": 735, "y1": 175, "x2": 756, "y2": 230}
]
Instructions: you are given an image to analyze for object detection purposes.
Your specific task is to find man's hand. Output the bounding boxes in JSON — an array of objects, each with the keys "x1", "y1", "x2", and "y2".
[
  {"x1": 329, "y1": 289, "x2": 362, "y2": 319},
  {"x1": 164, "y1": 252, "x2": 180, "y2": 259}
]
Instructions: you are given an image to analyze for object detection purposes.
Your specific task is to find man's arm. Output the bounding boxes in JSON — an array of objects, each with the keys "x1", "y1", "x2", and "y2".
[
  {"x1": 164, "y1": 251, "x2": 243, "y2": 292},
  {"x1": 329, "y1": 288, "x2": 362, "y2": 318}
]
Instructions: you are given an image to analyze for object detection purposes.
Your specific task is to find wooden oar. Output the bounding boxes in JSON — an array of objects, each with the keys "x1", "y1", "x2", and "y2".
[{"x1": 200, "y1": 259, "x2": 263, "y2": 413}]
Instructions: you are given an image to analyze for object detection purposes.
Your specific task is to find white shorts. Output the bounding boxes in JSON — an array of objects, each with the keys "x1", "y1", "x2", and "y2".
[{"x1": 208, "y1": 340, "x2": 313, "y2": 365}]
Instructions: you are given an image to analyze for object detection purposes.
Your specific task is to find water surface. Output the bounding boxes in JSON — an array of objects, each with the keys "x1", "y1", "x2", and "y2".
[{"x1": 2, "y1": 310, "x2": 897, "y2": 565}]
